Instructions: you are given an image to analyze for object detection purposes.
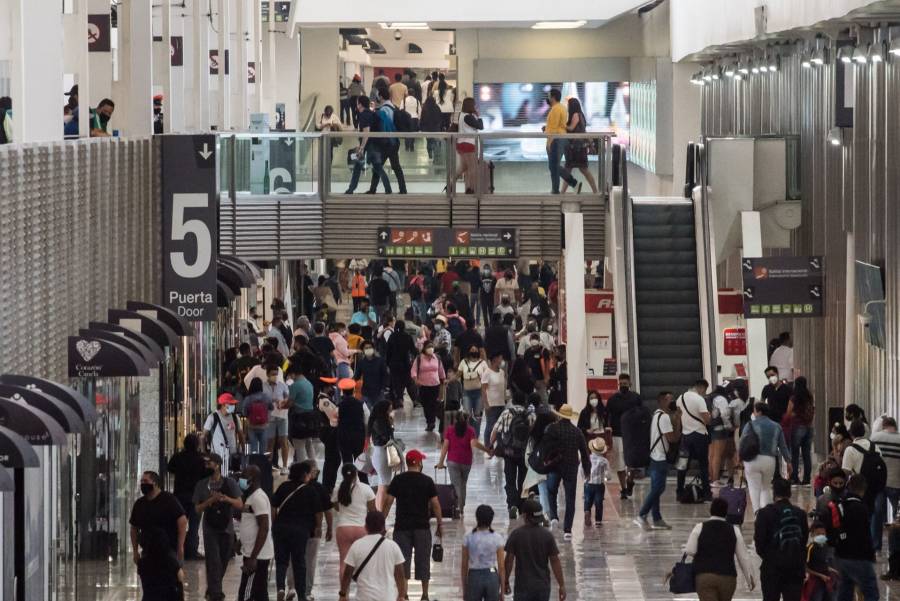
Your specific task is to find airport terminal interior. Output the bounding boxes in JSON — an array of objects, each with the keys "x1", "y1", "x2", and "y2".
[{"x1": 4, "y1": 1, "x2": 900, "y2": 600}]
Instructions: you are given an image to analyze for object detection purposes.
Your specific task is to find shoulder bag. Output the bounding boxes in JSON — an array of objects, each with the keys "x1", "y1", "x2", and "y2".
[
  {"x1": 668, "y1": 553, "x2": 695, "y2": 594},
  {"x1": 352, "y1": 536, "x2": 387, "y2": 582}
]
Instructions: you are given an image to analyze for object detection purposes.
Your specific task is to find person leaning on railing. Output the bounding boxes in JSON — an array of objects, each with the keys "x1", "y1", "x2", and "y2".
[{"x1": 455, "y1": 98, "x2": 484, "y2": 194}]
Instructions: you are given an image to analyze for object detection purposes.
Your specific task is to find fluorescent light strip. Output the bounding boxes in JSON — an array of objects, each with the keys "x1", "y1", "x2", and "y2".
[
  {"x1": 378, "y1": 22, "x2": 429, "y2": 30},
  {"x1": 531, "y1": 20, "x2": 587, "y2": 29}
]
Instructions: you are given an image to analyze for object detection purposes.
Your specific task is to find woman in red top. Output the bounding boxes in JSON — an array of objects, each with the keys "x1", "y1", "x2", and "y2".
[
  {"x1": 436, "y1": 411, "x2": 492, "y2": 516},
  {"x1": 784, "y1": 376, "x2": 815, "y2": 485}
]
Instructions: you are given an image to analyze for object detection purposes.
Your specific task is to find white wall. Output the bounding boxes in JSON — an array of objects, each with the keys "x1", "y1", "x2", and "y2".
[
  {"x1": 670, "y1": 0, "x2": 884, "y2": 60},
  {"x1": 300, "y1": 29, "x2": 338, "y2": 125}
]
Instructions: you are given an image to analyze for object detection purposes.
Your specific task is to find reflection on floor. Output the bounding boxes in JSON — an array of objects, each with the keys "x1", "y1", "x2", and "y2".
[{"x1": 133, "y1": 408, "x2": 895, "y2": 601}]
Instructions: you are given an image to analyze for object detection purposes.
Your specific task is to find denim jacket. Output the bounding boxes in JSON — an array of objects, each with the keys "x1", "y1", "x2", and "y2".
[{"x1": 742, "y1": 416, "x2": 790, "y2": 462}]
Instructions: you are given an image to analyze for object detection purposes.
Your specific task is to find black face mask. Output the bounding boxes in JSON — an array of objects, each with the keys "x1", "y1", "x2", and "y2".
[
  {"x1": 830, "y1": 484, "x2": 845, "y2": 496},
  {"x1": 99, "y1": 112, "x2": 111, "y2": 124},
  {"x1": 140, "y1": 483, "x2": 154, "y2": 496},
  {"x1": 469, "y1": 352, "x2": 479, "y2": 359},
  {"x1": 619, "y1": 385, "x2": 629, "y2": 393}
]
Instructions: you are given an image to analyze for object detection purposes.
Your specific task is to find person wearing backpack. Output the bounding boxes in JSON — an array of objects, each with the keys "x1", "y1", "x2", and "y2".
[
  {"x1": 636, "y1": 391, "x2": 681, "y2": 530},
  {"x1": 823, "y1": 474, "x2": 880, "y2": 601},
  {"x1": 459, "y1": 347, "x2": 488, "y2": 435},
  {"x1": 345, "y1": 95, "x2": 392, "y2": 194},
  {"x1": 241, "y1": 377, "x2": 275, "y2": 454},
  {"x1": 541, "y1": 404, "x2": 590, "y2": 539},
  {"x1": 753, "y1": 477, "x2": 808, "y2": 601},
  {"x1": 842, "y1": 419, "x2": 886, "y2": 513},
  {"x1": 203, "y1": 393, "x2": 244, "y2": 476},
  {"x1": 684, "y1": 498, "x2": 756, "y2": 601},
  {"x1": 193, "y1": 453, "x2": 243, "y2": 601},
  {"x1": 368, "y1": 87, "x2": 407, "y2": 194},
  {"x1": 402, "y1": 89, "x2": 422, "y2": 152},
  {"x1": 739, "y1": 402, "x2": 792, "y2": 515},
  {"x1": 491, "y1": 393, "x2": 535, "y2": 520}
]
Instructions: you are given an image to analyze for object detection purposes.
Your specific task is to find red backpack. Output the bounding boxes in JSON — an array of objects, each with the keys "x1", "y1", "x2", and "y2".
[{"x1": 247, "y1": 398, "x2": 269, "y2": 427}]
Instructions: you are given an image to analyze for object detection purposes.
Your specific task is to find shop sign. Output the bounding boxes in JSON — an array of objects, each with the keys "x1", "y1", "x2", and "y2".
[
  {"x1": 161, "y1": 135, "x2": 218, "y2": 321},
  {"x1": 723, "y1": 327, "x2": 747, "y2": 356},
  {"x1": 68, "y1": 336, "x2": 150, "y2": 379},
  {"x1": 742, "y1": 256, "x2": 824, "y2": 318},
  {"x1": 585, "y1": 291, "x2": 614, "y2": 313},
  {"x1": 88, "y1": 14, "x2": 111, "y2": 52}
]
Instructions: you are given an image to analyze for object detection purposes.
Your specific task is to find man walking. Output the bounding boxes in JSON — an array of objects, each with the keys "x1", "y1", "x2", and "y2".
[
  {"x1": 676, "y1": 379, "x2": 712, "y2": 502},
  {"x1": 824, "y1": 474, "x2": 880, "y2": 601},
  {"x1": 491, "y1": 394, "x2": 535, "y2": 519},
  {"x1": 129, "y1": 471, "x2": 187, "y2": 578},
  {"x1": 340, "y1": 511, "x2": 408, "y2": 601},
  {"x1": 345, "y1": 96, "x2": 392, "y2": 194},
  {"x1": 504, "y1": 499, "x2": 566, "y2": 601},
  {"x1": 753, "y1": 478, "x2": 809, "y2": 601},
  {"x1": 871, "y1": 416, "x2": 900, "y2": 552},
  {"x1": 635, "y1": 391, "x2": 680, "y2": 529},
  {"x1": 369, "y1": 87, "x2": 407, "y2": 194},
  {"x1": 383, "y1": 449, "x2": 443, "y2": 601},
  {"x1": 166, "y1": 433, "x2": 208, "y2": 560},
  {"x1": 605, "y1": 373, "x2": 641, "y2": 498},
  {"x1": 193, "y1": 454, "x2": 243, "y2": 601},
  {"x1": 543, "y1": 88, "x2": 578, "y2": 194},
  {"x1": 237, "y1": 464, "x2": 275, "y2": 601},
  {"x1": 541, "y1": 404, "x2": 590, "y2": 538}
]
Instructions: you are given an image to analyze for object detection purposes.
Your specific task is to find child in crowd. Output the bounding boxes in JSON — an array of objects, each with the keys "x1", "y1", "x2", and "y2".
[
  {"x1": 813, "y1": 457, "x2": 838, "y2": 497},
  {"x1": 803, "y1": 522, "x2": 836, "y2": 601},
  {"x1": 585, "y1": 437, "x2": 610, "y2": 526}
]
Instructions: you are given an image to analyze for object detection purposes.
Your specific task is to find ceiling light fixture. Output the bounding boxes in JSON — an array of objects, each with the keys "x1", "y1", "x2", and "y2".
[
  {"x1": 738, "y1": 61, "x2": 749, "y2": 75},
  {"x1": 811, "y1": 47, "x2": 826, "y2": 65},
  {"x1": 801, "y1": 53, "x2": 812, "y2": 68},
  {"x1": 378, "y1": 22, "x2": 429, "y2": 30},
  {"x1": 531, "y1": 20, "x2": 587, "y2": 29},
  {"x1": 768, "y1": 53, "x2": 780, "y2": 72},
  {"x1": 724, "y1": 61, "x2": 736, "y2": 78}
]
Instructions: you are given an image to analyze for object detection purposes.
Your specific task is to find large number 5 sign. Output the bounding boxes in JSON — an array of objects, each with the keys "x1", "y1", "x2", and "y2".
[{"x1": 170, "y1": 193, "x2": 213, "y2": 278}]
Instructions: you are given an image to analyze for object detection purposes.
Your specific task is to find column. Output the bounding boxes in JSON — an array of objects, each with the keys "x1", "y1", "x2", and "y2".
[
  {"x1": 159, "y1": 0, "x2": 172, "y2": 132},
  {"x1": 299, "y1": 28, "x2": 339, "y2": 123},
  {"x1": 116, "y1": 0, "x2": 153, "y2": 136},
  {"x1": 190, "y1": 0, "x2": 210, "y2": 129},
  {"x1": 87, "y1": 0, "x2": 113, "y2": 110},
  {"x1": 217, "y1": 0, "x2": 231, "y2": 129},
  {"x1": 563, "y1": 201, "x2": 588, "y2": 413},
  {"x1": 231, "y1": 0, "x2": 249, "y2": 128},
  {"x1": 8, "y1": 0, "x2": 64, "y2": 142},
  {"x1": 740, "y1": 211, "x2": 769, "y2": 399}
]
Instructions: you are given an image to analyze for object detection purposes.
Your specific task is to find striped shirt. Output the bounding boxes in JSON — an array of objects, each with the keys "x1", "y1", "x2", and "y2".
[{"x1": 871, "y1": 430, "x2": 900, "y2": 489}]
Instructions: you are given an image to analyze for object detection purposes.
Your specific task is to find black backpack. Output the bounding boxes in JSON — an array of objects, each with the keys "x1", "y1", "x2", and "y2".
[
  {"x1": 394, "y1": 106, "x2": 413, "y2": 132},
  {"x1": 772, "y1": 506, "x2": 805, "y2": 570},
  {"x1": 620, "y1": 404, "x2": 652, "y2": 469},
  {"x1": 851, "y1": 442, "x2": 887, "y2": 497},
  {"x1": 498, "y1": 410, "x2": 530, "y2": 459},
  {"x1": 528, "y1": 434, "x2": 562, "y2": 474},
  {"x1": 446, "y1": 316, "x2": 464, "y2": 339}
]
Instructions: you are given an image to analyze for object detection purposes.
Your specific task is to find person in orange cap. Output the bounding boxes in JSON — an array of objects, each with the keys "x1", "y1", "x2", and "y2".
[
  {"x1": 337, "y1": 378, "x2": 366, "y2": 465},
  {"x1": 203, "y1": 392, "x2": 243, "y2": 476}
]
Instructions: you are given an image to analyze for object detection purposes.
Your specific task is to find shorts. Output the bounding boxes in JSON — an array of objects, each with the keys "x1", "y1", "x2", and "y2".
[
  {"x1": 611, "y1": 436, "x2": 626, "y2": 472},
  {"x1": 269, "y1": 416, "x2": 288, "y2": 438},
  {"x1": 393, "y1": 528, "x2": 432, "y2": 581}
]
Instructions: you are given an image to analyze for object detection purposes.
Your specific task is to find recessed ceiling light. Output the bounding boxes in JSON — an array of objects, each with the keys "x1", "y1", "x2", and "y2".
[
  {"x1": 378, "y1": 22, "x2": 429, "y2": 30},
  {"x1": 531, "y1": 20, "x2": 587, "y2": 29}
]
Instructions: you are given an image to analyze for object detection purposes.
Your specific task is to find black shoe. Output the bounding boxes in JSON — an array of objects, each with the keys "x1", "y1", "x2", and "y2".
[
  {"x1": 509, "y1": 506, "x2": 518, "y2": 520},
  {"x1": 620, "y1": 491, "x2": 629, "y2": 500},
  {"x1": 881, "y1": 573, "x2": 899, "y2": 581},
  {"x1": 343, "y1": 189, "x2": 354, "y2": 194},
  {"x1": 365, "y1": 190, "x2": 377, "y2": 194}
]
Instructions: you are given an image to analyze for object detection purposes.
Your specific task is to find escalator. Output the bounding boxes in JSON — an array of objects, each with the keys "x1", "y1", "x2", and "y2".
[{"x1": 631, "y1": 201, "x2": 704, "y2": 401}]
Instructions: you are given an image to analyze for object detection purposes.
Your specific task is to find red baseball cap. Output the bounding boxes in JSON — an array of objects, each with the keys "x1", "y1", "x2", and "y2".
[
  {"x1": 217, "y1": 392, "x2": 237, "y2": 405},
  {"x1": 405, "y1": 449, "x2": 426, "y2": 465},
  {"x1": 320, "y1": 376, "x2": 338, "y2": 384}
]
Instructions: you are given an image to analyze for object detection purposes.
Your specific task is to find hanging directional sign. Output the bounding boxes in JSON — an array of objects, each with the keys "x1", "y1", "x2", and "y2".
[
  {"x1": 376, "y1": 227, "x2": 517, "y2": 258},
  {"x1": 171, "y1": 36, "x2": 184, "y2": 67},
  {"x1": 87, "y1": 14, "x2": 111, "y2": 52},
  {"x1": 742, "y1": 255, "x2": 824, "y2": 318},
  {"x1": 161, "y1": 135, "x2": 218, "y2": 321}
]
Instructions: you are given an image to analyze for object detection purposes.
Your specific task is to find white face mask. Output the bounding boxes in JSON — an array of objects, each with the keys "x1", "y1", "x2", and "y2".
[
  {"x1": 424, "y1": 348, "x2": 434, "y2": 356},
  {"x1": 64, "y1": 114, "x2": 73, "y2": 124},
  {"x1": 813, "y1": 534, "x2": 828, "y2": 545},
  {"x1": 751, "y1": 414, "x2": 758, "y2": 421},
  {"x1": 768, "y1": 375, "x2": 779, "y2": 385},
  {"x1": 364, "y1": 348, "x2": 374, "y2": 358},
  {"x1": 589, "y1": 398, "x2": 599, "y2": 408}
]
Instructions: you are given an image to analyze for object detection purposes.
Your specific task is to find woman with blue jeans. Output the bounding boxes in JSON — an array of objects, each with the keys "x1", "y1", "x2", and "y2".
[
  {"x1": 460, "y1": 349, "x2": 487, "y2": 436},
  {"x1": 241, "y1": 377, "x2": 273, "y2": 454},
  {"x1": 784, "y1": 376, "x2": 815, "y2": 485},
  {"x1": 462, "y1": 505, "x2": 506, "y2": 601}
]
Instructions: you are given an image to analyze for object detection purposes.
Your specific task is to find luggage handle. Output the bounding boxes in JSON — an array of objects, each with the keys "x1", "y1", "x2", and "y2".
[{"x1": 434, "y1": 465, "x2": 449, "y2": 484}]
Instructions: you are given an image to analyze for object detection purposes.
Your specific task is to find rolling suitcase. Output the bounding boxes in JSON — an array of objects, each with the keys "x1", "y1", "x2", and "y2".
[
  {"x1": 433, "y1": 466, "x2": 459, "y2": 519},
  {"x1": 719, "y1": 473, "x2": 748, "y2": 525}
]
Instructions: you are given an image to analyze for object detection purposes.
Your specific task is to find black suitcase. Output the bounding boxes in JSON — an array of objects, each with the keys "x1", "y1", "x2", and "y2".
[
  {"x1": 246, "y1": 453, "x2": 274, "y2": 497},
  {"x1": 433, "y1": 467, "x2": 459, "y2": 519}
]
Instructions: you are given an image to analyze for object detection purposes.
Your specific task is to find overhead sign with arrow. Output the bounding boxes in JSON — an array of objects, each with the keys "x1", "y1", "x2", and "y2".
[
  {"x1": 376, "y1": 227, "x2": 517, "y2": 258},
  {"x1": 741, "y1": 255, "x2": 824, "y2": 318}
]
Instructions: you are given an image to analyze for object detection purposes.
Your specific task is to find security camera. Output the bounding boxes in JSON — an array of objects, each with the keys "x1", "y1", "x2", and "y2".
[{"x1": 394, "y1": 29, "x2": 402, "y2": 40}]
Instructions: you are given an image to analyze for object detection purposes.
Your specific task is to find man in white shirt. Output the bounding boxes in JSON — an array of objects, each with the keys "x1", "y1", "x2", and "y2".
[
  {"x1": 402, "y1": 91, "x2": 421, "y2": 152},
  {"x1": 237, "y1": 465, "x2": 275, "y2": 601},
  {"x1": 635, "y1": 391, "x2": 681, "y2": 530},
  {"x1": 870, "y1": 417, "x2": 900, "y2": 552},
  {"x1": 769, "y1": 332, "x2": 794, "y2": 382},
  {"x1": 675, "y1": 379, "x2": 712, "y2": 502},
  {"x1": 843, "y1": 419, "x2": 876, "y2": 475},
  {"x1": 340, "y1": 511, "x2": 407, "y2": 601}
]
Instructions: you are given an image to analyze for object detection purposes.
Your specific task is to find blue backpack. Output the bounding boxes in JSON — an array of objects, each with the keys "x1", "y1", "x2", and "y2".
[{"x1": 376, "y1": 105, "x2": 399, "y2": 151}]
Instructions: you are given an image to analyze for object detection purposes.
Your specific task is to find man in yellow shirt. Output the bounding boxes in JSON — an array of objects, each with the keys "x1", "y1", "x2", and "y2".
[{"x1": 544, "y1": 88, "x2": 579, "y2": 194}]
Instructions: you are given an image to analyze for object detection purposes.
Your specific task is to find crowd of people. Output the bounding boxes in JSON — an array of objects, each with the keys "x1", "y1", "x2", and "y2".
[{"x1": 123, "y1": 257, "x2": 900, "y2": 601}]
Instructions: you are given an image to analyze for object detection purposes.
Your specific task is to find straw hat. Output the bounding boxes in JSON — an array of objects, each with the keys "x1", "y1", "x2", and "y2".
[
  {"x1": 555, "y1": 404, "x2": 575, "y2": 420},
  {"x1": 589, "y1": 437, "x2": 607, "y2": 455}
]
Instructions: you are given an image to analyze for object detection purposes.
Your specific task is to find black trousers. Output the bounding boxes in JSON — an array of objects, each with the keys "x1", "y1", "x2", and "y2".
[
  {"x1": 237, "y1": 558, "x2": 271, "y2": 601},
  {"x1": 390, "y1": 365, "x2": 415, "y2": 408},
  {"x1": 320, "y1": 427, "x2": 341, "y2": 492},
  {"x1": 274, "y1": 524, "x2": 310, "y2": 593},
  {"x1": 760, "y1": 563, "x2": 803, "y2": 601},
  {"x1": 202, "y1": 528, "x2": 233, "y2": 601},
  {"x1": 503, "y1": 456, "x2": 527, "y2": 510},
  {"x1": 370, "y1": 145, "x2": 407, "y2": 194},
  {"x1": 419, "y1": 385, "x2": 441, "y2": 430}
]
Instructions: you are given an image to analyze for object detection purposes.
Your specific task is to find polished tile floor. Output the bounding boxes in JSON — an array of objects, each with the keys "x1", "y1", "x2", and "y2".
[{"x1": 149, "y1": 407, "x2": 898, "y2": 601}]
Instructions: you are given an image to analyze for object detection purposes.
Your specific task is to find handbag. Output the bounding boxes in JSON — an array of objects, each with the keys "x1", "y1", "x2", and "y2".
[
  {"x1": 431, "y1": 538, "x2": 444, "y2": 562},
  {"x1": 738, "y1": 421, "x2": 761, "y2": 462},
  {"x1": 385, "y1": 439, "x2": 404, "y2": 468},
  {"x1": 668, "y1": 553, "x2": 695, "y2": 594}
]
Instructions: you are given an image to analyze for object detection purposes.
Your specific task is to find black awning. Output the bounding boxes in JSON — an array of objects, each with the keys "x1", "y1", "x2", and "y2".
[
  {"x1": 0, "y1": 375, "x2": 96, "y2": 423},
  {"x1": 107, "y1": 309, "x2": 179, "y2": 348},
  {"x1": 80, "y1": 327, "x2": 158, "y2": 368},
  {"x1": 0, "y1": 398, "x2": 67, "y2": 446},
  {"x1": 218, "y1": 256, "x2": 257, "y2": 287},
  {"x1": 125, "y1": 301, "x2": 195, "y2": 337},
  {"x1": 217, "y1": 263, "x2": 244, "y2": 296},
  {"x1": 217, "y1": 280, "x2": 235, "y2": 307},
  {"x1": 0, "y1": 466, "x2": 12, "y2": 491},
  {"x1": 0, "y1": 425, "x2": 39, "y2": 468},
  {"x1": 88, "y1": 322, "x2": 165, "y2": 361},
  {"x1": 68, "y1": 335, "x2": 151, "y2": 378},
  {"x1": 0, "y1": 385, "x2": 84, "y2": 434}
]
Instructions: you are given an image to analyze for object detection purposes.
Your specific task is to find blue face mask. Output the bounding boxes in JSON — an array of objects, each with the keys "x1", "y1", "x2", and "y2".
[
  {"x1": 813, "y1": 534, "x2": 827, "y2": 545},
  {"x1": 225, "y1": 404, "x2": 235, "y2": 414},
  {"x1": 238, "y1": 478, "x2": 249, "y2": 491}
]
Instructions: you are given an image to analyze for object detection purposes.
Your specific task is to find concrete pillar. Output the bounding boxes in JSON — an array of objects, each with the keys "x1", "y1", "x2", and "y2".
[
  {"x1": 117, "y1": 0, "x2": 153, "y2": 136},
  {"x1": 563, "y1": 202, "x2": 588, "y2": 414},
  {"x1": 250, "y1": 0, "x2": 262, "y2": 115},
  {"x1": 8, "y1": 0, "x2": 64, "y2": 142},
  {"x1": 455, "y1": 30, "x2": 476, "y2": 107},
  {"x1": 300, "y1": 28, "x2": 339, "y2": 125},
  {"x1": 87, "y1": 0, "x2": 112, "y2": 110},
  {"x1": 231, "y1": 0, "x2": 249, "y2": 128},
  {"x1": 740, "y1": 211, "x2": 769, "y2": 399},
  {"x1": 217, "y1": 0, "x2": 231, "y2": 129},
  {"x1": 191, "y1": 0, "x2": 210, "y2": 129},
  {"x1": 159, "y1": 0, "x2": 172, "y2": 132}
]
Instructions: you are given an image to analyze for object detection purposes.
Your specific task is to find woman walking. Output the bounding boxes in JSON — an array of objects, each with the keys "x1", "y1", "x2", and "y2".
[
  {"x1": 368, "y1": 400, "x2": 396, "y2": 508},
  {"x1": 682, "y1": 498, "x2": 756, "y2": 601},
  {"x1": 739, "y1": 402, "x2": 792, "y2": 514},
  {"x1": 459, "y1": 345, "x2": 488, "y2": 436},
  {"x1": 410, "y1": 341, "x2": 446, "y2": 433},
  {"x1": 336, "y1": 378, "x2": 366, "y2": 465},
  {"x1": 559, "y1": 98, "x2": 598, "y2": 194},
  {"x1": 332, "y1": 464, "x2": 376, "y2": 572},
  {"x1": 481, "y1": 352, "x2": 508, "y2": 448},
  {"x1": 577, "y1": 390, "x2": 606, "y2": 440},
  {"x1": 784, "y1": 376, "x2": 815, "y2": 485},
  {"x1": 461, "y1": 505, "x2": 506, "y2": 601},
  {"x1": 437, "y1": 411, "x2": 492, "y2": 516}
]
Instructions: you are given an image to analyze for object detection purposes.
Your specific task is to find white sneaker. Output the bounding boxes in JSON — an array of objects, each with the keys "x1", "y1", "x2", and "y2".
[
  {"x1": 280, "y1": 468, "x2": 289, "y2": 476},
  {"x1": 550, "y1": 518, "x2": 560, "y2": 529},
  {"x1": 633, "y1": 515, "x2": 650, "y2": 530},
  {"x1": 563, "y1": 532, "x2": 573, "y2": 540}
]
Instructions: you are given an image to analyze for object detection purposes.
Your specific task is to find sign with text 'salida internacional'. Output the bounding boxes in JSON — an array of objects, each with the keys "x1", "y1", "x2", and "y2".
[
  {"x1": 742, "y1": 256, "x2": 824, "y2": 318},
  {"x1": 161, "y1": 135, "x2": 218, "y2": 320}
]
